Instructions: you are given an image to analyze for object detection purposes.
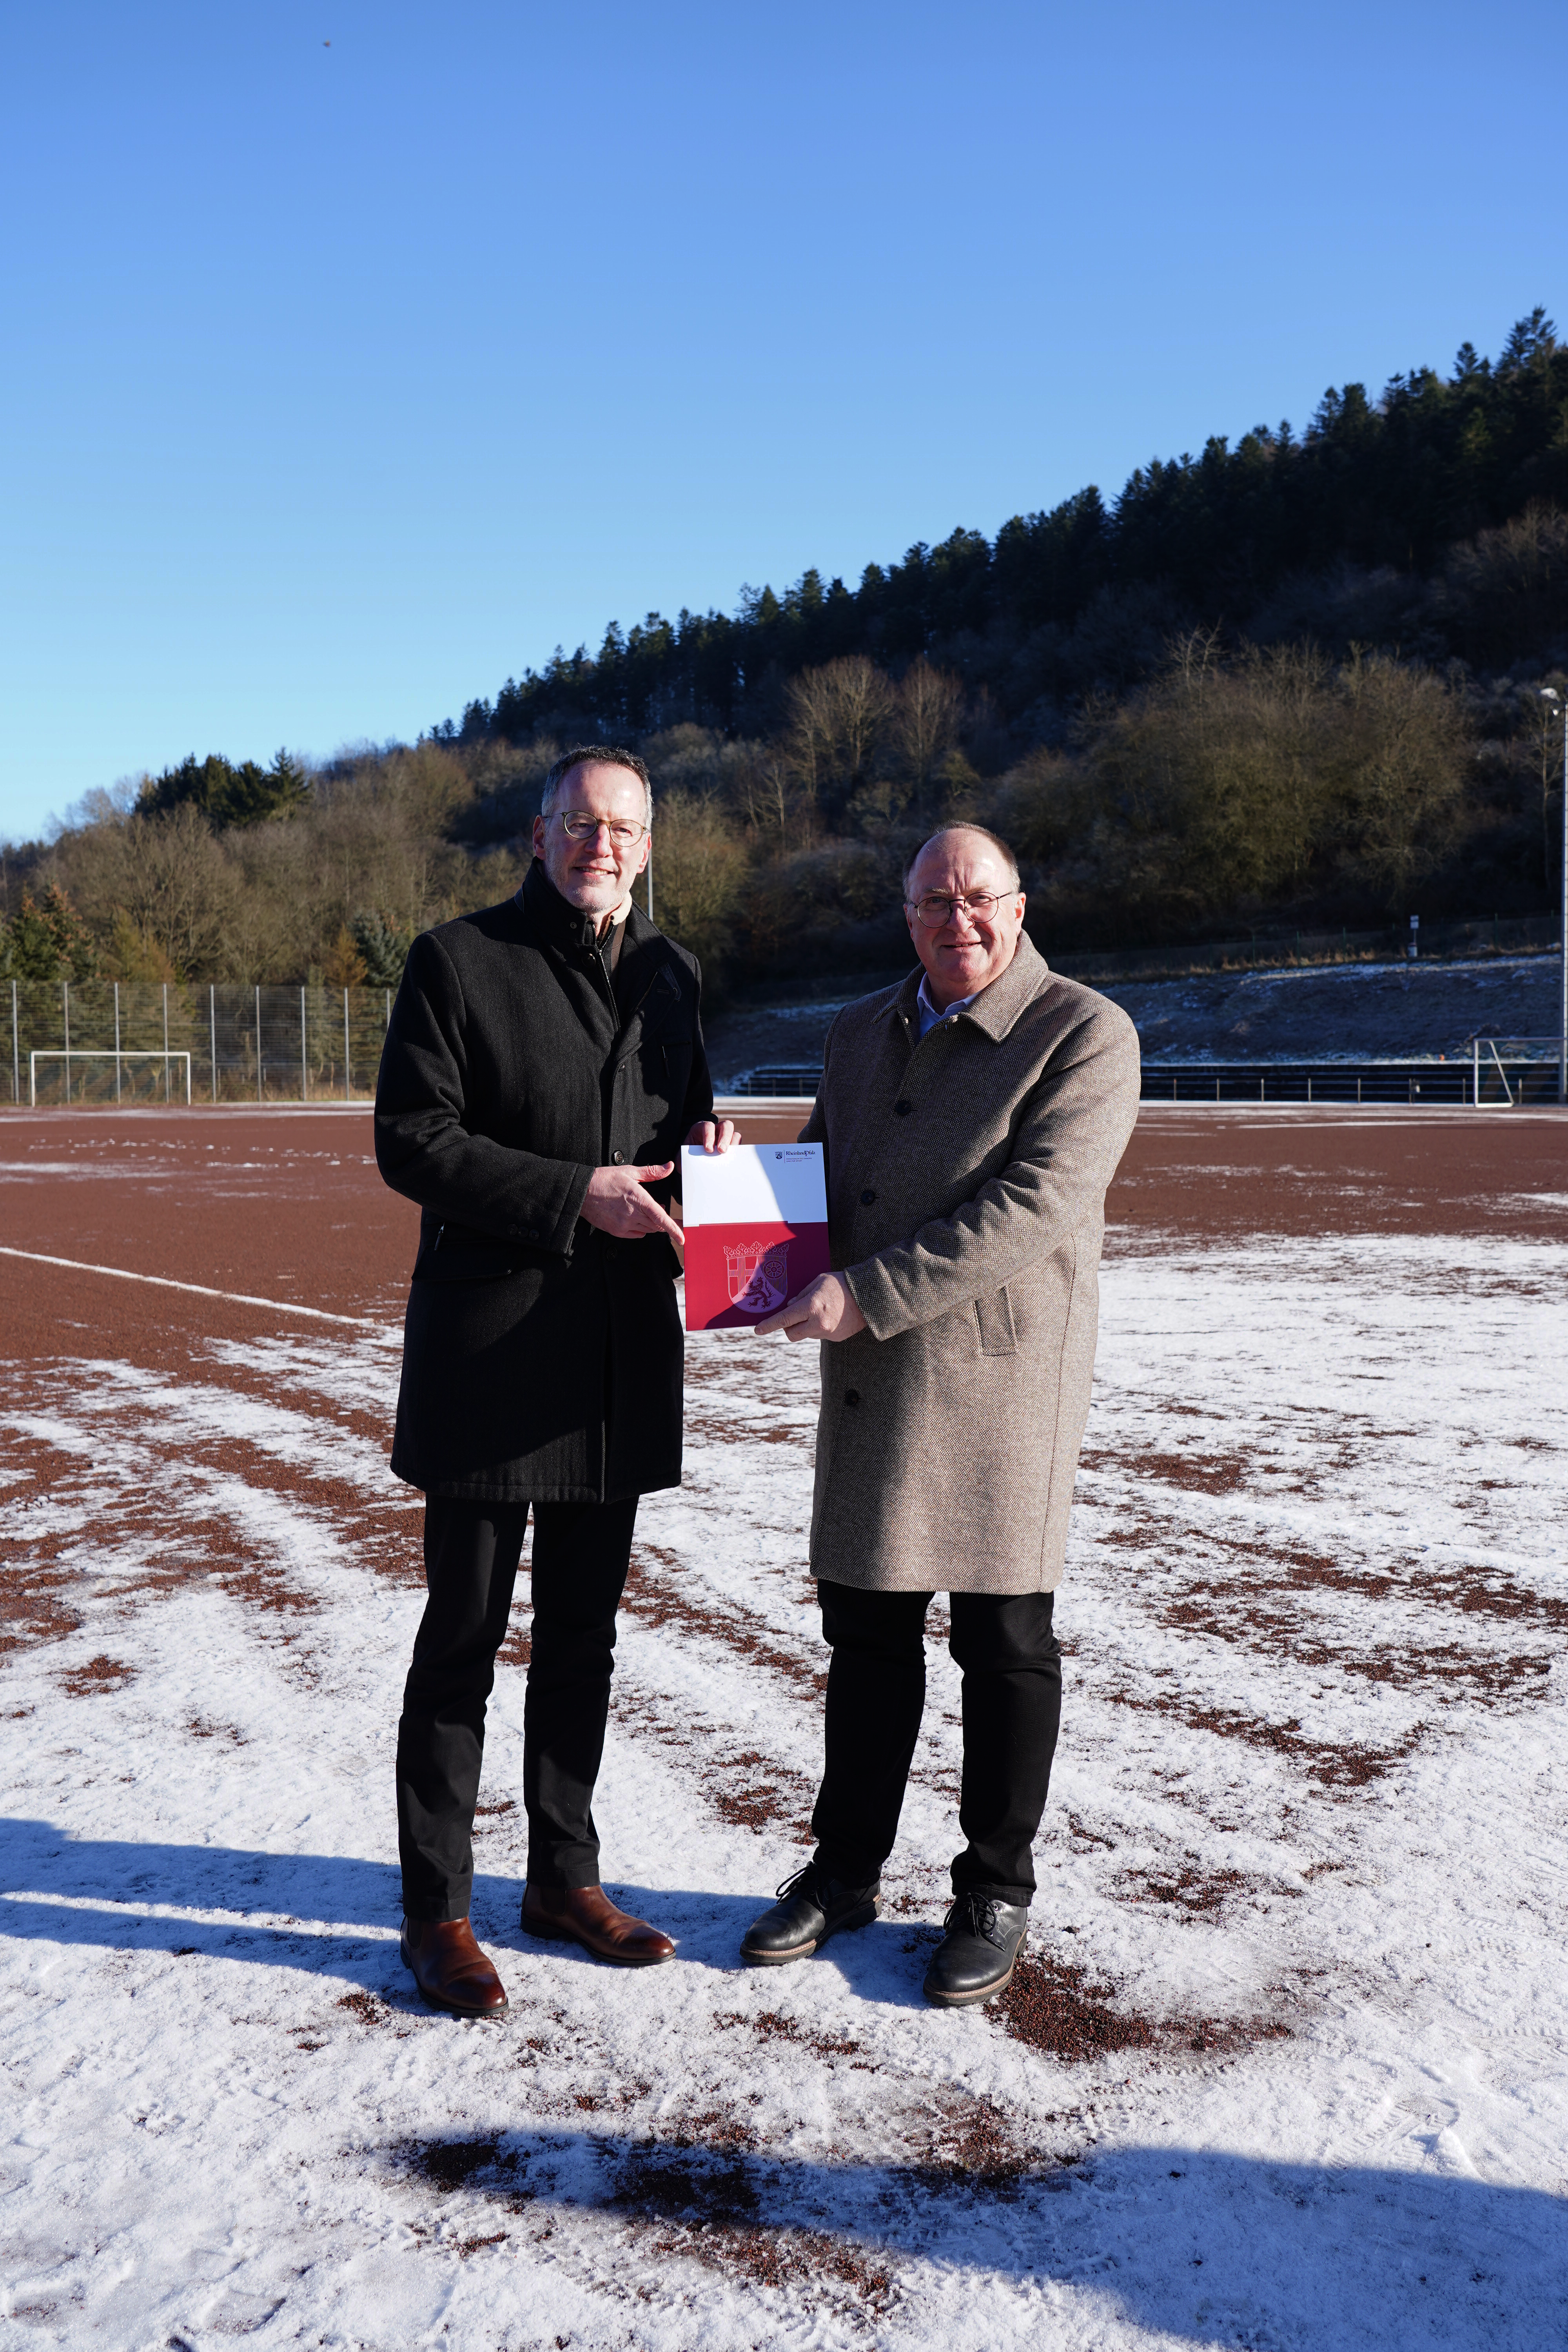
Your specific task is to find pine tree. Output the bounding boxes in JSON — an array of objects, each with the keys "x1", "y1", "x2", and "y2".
[
  {"x1": 350, "y1": 913, "x2": 412, "y2": 989},
  {"x1": 0, "y1": 885, "x2": 98, "y2": 982}
]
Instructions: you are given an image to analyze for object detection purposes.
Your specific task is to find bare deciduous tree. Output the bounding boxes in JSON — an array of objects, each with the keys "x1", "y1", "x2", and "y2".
[
  {"x1": 891, "y1": 659, "x2": 965, "y2": 797},
  {"x1": 784, "y1": 657, "x2": 895, "y2": 807},
  {"x1": 59, "y1": 804, "x2": 240, "y2": 980},
  {"x1": 646, "y1": 788, "x2": 749, "y2": 969}
]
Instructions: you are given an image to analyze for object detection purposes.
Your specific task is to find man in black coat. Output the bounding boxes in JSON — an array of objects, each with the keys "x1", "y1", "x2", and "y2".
[{"x1": 375, "y1": 744, "x2": 735, "y2": 2017}]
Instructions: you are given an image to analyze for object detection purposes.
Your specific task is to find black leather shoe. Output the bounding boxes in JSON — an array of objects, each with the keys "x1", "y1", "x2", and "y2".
[
  {"x1": 740, "y1": 1862, "x2": 880, "y2": 1965},
  {"x1": 922, "y1": 1892, "x2": 1028, "y2": 2005}
]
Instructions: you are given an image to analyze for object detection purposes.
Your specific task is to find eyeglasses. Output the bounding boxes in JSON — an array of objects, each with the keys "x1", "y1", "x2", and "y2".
[
  {"x1": 907, "y1": 891, "x2": 1010, "y2": 928},
  {"x1": 555, "y1": 811, "x2": 648, "y2": 846}
]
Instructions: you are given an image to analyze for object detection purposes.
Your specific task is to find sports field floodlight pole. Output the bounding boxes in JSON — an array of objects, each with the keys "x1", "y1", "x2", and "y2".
[{"x1": 1539, "y1": 688, "x2": 1568, "y2": 1104}]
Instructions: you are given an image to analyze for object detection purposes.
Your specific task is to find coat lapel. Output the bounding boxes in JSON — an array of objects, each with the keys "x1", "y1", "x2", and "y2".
[
  {"x1": 962, "y1": 931, "x2": 1051, "y2": 1040},
  {"x1": 880, "y1": 935, "x2": 1051, "y2": 1067},
  {"x1": 612, "y1": 912, "x2": 685, "y2": 1062},
  {"x1": 518, "y1": 864, "x2": 619, "y2": 1053}
]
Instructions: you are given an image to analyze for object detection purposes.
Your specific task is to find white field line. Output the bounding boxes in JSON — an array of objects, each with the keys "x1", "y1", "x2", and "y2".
[{"x1": 0, "y1": 1243, "x2": 401, "y2": 1339}]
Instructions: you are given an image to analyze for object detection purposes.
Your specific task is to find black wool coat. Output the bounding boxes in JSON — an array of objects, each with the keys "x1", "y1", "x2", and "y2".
[{"x1": 374, "y1": 862, "x2": 714, "y2": 1503}]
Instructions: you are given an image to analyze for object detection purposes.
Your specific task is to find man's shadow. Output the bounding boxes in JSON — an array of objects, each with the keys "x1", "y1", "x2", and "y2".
[
  {"x1": 7, "y1": 1820, "x2": 1564, "y2": 2343},
  {"x1": 400, "y1": 2125, "x2": 1567, "y2": 2350},
  {"x1": 0, "y1": 1820, "x2": 813, "y2": 1990}
]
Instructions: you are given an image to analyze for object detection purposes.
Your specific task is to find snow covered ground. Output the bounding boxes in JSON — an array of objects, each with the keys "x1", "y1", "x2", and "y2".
[{"x1": 3, "y1": 1220, "x2": 1567, "y2": 2347}]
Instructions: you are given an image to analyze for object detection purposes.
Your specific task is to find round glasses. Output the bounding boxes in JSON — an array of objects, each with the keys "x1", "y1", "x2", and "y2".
[
  {"x1": 907, "y1": 891, "x2": 1007, "y2": 927},
  {"x1": 556, "y1": 811, "x2": 648, "y2": 846}
]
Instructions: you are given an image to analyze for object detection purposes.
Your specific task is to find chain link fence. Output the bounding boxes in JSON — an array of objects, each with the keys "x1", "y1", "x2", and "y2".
[{"x1": 4, "y1": 982, "x2": 396, "y2": 1107}]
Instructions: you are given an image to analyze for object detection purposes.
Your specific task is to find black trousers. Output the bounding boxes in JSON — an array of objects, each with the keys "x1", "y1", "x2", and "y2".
[
  {"x1": 395, "y1": 1493, "x2": 639, "y2": 1921},
  {"x1": 810, "y1": 1581, "x2": 1062, "y2": 1909}
]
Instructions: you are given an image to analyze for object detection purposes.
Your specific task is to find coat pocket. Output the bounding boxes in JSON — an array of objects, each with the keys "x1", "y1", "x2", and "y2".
[
  {"x1": 974, "y1": 1285, "x2": 1017, "y2": 1356},
  {"x1": 413, "y1": 1231, "x2": 539, "y2": 1285}
]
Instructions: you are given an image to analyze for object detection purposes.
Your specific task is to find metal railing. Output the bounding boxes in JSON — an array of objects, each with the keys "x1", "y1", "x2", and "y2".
[
  {"x1": 1140, "y1": 1058, "x2": 1562, "y2": 1105},
  {"x1": 4, "y1": 982, "x2": 396, "y2": 1107},
  {"x1": 724, "y1": 1056, "x2": 1564, "y2": 1107}
]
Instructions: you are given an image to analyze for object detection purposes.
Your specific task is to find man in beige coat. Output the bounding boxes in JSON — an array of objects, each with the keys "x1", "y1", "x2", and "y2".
[{"x1": 743, "y1": 823, "x2": 1141, "y2": 2004}]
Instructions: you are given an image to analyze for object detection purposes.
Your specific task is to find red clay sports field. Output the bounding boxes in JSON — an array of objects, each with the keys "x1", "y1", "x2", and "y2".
[{"x1": 2, "y1": 1102, "x2": 1565, "y2": 2348}]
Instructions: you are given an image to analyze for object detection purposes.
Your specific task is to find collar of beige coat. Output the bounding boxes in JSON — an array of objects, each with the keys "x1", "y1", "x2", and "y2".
[{"x1": 893, "y1": 929, "x2": 1051, "y2": 1043}]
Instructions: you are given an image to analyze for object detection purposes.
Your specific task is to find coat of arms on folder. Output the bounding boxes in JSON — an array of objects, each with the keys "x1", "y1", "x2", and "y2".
[
  {"x1": 724, "y1": 1236, "x2": 791, "y2": 1315},
  {"x1": 681, "y1": 1143, "x2": 830, "y2": 1332}
]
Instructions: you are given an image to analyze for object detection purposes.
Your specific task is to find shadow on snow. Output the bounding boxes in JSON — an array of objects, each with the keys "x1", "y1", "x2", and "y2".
[
  {"x1": 402, "y1": 2127, "x2": 1565, "y2": 2350},
  {"x1": 0, "y1": 1818, "x2": 933, "y2": 2000},
  {"x1": 4, "y1": 1821, "x2": 1565, "y2": 2345}
]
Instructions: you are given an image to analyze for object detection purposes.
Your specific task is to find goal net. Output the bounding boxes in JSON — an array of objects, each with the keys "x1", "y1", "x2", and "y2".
[{"x1": 29, "y1": 1050, "x2": 193, "y2": 1107}]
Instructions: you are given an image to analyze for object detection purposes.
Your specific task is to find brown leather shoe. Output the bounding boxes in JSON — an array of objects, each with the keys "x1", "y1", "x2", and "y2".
[
  {"x1": 521, "y1": 1882, "x2": 675, "y2": 1967},
  {"x1": 400, "y1": 1916, "x2": 510, "y2": 2018}
]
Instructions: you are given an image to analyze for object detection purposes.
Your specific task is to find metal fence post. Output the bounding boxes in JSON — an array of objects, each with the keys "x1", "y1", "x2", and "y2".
[
  {"x1": 255, "y1": 986, "x2": 263, "y2": 1103},
  {"x1": 300, "y1": 986, "x2": 309, "y2": 1103},
  {"x1": 1559, "y1": 699, "x2": 1567, "y2": 1102},
  {"x1": 162, "y1": 983, "x2": 170, "y2": 1103},
  {"x1": 113, "y1": 981, "x2": 122, "y2": 1103},
  {"x1": 63, "y1": 980, "x2": 71, "y2": 1105},
  {"x1": 10, "y1": 980, "x2": 17, "y2": 1105},
  {"x1": 343, "y1": 988, "x2": 351, "y2": 1104},
  {"x1": 210, "y1": 984, "x2": 218, "y2": 1103}
]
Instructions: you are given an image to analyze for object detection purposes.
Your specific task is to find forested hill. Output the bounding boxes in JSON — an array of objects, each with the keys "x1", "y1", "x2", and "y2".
[
  {"x1": 441, "y1": 309, "x2": 1568, "y2": 747},
  {"x1": 10, "y1": 310, "x2": 1568, "y2": 999}
]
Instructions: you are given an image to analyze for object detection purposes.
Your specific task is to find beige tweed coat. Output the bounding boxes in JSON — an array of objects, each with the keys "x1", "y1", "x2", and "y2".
[{"x1": 799, "y1": 935, "x2": 1141, "y2": 1594}]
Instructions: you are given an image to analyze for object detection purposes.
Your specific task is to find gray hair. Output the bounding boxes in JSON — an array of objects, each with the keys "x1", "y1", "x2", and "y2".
[
  {"x1": 902, "y1": 824, "x2": 1021, "y2": 900},
  {"x1": 539, "y1": 743, "x2": 653, "y2": 828}
]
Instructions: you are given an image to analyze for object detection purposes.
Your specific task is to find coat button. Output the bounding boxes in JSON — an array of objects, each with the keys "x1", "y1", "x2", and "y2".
[
  {"x1": 893, "y1": 1098, "x2": 913, "y2": 1116},
  {"x1": 612, "y1": 1150, "x2": 625, "y2": 1163},
  {"x1": 844, "y1": 1389, "x2": 861, "y2": 1407},
  {"x1": 859, "y1": 1188, "x2": 876, "y2": 1205}
]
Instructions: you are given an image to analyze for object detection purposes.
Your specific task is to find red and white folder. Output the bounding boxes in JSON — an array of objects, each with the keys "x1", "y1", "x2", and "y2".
[{"x1": 680, "y1": 1142, "x2": 831, "y2": 1332}]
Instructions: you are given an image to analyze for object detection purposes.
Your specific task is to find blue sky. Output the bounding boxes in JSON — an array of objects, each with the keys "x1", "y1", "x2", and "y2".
[{"x1": 1, "y1": 0, "x2": 1561, "y2": 840}]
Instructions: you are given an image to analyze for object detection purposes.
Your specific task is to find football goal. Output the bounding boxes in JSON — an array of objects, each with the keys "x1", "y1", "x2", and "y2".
[{"x1": 29, "y1": 1050, "x2": 192, "y2": 1107}]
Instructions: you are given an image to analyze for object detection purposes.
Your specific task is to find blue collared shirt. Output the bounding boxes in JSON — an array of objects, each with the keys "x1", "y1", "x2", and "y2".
[{"x1": 915, "y1": 973, "x2": 979, "y2": 1039}]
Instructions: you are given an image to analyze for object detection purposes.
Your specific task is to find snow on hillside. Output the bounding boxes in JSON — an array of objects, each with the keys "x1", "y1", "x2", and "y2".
[
  {"x1": 704, "y1": 956, "x2": 1563, "y2": 1085},
  {"x1": 1101, "y1": 954, "x2": 1563, "y2": 1063},
  {"x1": 2, "y1": 1226, "x2": 1566, "y2": 2346}
]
